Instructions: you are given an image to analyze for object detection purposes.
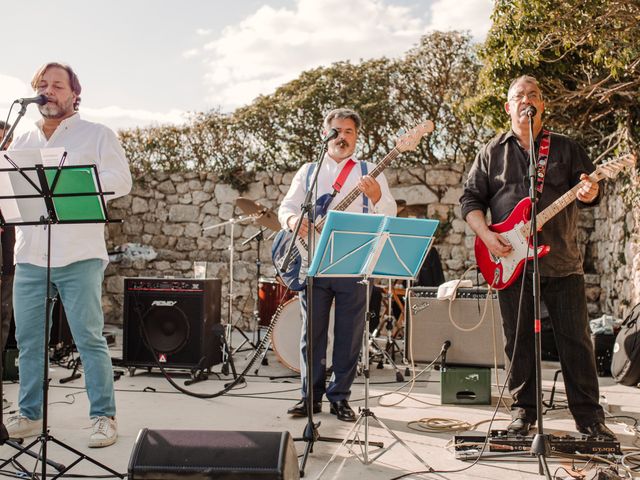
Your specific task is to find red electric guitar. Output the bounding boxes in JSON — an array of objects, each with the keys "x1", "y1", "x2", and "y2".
[{"x1": 475, "y1": 154, "x2": 636, "y2": 289}]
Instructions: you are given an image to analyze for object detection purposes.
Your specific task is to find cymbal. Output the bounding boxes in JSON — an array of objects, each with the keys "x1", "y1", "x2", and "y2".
[{"x1": 236, "y1": 197, "x2": 281, "y2": 231}]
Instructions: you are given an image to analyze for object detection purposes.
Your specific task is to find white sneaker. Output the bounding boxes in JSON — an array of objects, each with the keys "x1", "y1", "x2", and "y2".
[
  {"x1": 88, "y1": 416, "x2": 117, "y2": 448},
  {"x1": 6, "y1": 414, "x2": 42, "y2": 438}
]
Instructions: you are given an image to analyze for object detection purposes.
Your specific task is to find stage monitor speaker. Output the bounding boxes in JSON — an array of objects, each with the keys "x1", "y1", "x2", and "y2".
[
  {"x1": 406, "y1": 287, "x2": 506, "y2": 368},
  {"x1": 123, "y1": 278, "x2": 222, "y2": 370},
  {"x1": 128, "y1": 429, "x2": 299, "y2": 480}
]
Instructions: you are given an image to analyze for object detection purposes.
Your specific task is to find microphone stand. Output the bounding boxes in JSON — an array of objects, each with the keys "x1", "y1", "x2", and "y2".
[
  {"x1": 526, "y1": 110, "x2": 552, "y2": 480},
  {"x1": 279, "y1": 137, "x2": 345, "y2": 477},
  {"x1": 0, "y1": 104, "x2": 28, "y2": 151}
]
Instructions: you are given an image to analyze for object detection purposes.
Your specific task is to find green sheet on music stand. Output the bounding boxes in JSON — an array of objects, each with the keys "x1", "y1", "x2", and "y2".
[
  {"x1": 44, "y1": 166, "x2": 105, "y2": 221},
  {"x1": 308, "y1": 211, "x2": 439, "y2": 280}
]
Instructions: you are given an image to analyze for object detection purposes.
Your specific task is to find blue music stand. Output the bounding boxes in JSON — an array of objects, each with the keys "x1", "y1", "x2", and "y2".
[{"x1": 311, "y1": 211, "x2": 438, "y2": 473}]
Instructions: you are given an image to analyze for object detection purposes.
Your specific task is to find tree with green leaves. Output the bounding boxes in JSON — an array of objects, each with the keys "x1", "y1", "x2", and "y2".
[{"x1": 477, "y1": 0, "x2": 639, "y2": 161}]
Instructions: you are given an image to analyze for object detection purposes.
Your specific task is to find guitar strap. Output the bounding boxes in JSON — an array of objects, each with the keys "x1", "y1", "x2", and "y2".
[
  {"x1": 360, "y1": 161, "x2": 369, "y2": 213},
  {"x1": 536, "y1": 129, "x2": 551, "y2": 195},
  {"x1": 305, "y1": 159, "x2": 369, "y2": 213}
]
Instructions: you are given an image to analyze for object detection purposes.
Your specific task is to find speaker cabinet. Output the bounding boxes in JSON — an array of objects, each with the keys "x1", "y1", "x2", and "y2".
[
  {"x1": 128, "y1": 429, "x2": 300, "y2": 480},
  {"x1": 123, "y1": 278, "x2": 222, "y2": 370},
  {"x1": 406, "y1": 287, "x2": 505, "y2": 367}
]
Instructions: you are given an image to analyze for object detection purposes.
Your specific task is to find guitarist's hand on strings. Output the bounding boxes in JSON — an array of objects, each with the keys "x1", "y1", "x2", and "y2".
[
  {"x1": 576, "y1": 173, "x2": 599, "y2": 203},
  {"x1": 287, "y1": 215, "x2": 310, "y2": 239},
  {"x1": 357, "y1": 175, "x2": 382, "y2": 204},
  {"x1": 482, "y1": 230, "x2": 513, "y2": 258}
]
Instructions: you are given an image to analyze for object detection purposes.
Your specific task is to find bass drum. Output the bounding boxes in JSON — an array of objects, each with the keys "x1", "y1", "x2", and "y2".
[{"x1": 271, "y1": 297, "x2": 335, "y2": 373}]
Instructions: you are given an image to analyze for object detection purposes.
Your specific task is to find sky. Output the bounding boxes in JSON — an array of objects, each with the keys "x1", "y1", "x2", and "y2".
[{"x1": 1, "y1": 0, "x2": 493, "y2": 136}]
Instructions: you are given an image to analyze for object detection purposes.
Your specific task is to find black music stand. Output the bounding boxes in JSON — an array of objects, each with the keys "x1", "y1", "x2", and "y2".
[
  {"x1": 310, "y1": 211, "x2": 438, "y2": 475},
  {"x1": 0, "y1": 148, "x2": 124, "y2": 479}
]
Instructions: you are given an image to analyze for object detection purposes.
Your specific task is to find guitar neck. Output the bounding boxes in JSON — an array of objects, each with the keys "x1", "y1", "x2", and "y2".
[
  {"x1": 315, "y1": 148, "x2": 400, "y2": 230},
  {"x1": 526, "y1": 170, "x2": 603, "y2": 231}
]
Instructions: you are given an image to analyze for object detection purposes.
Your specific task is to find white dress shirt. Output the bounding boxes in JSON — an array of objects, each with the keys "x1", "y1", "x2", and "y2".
[
  {"x1": 278, "y1": 154, "x2": 396, "y2": 229},
  {"x1": 9, "y1": 113, "x2": 132, "y2": 268}
]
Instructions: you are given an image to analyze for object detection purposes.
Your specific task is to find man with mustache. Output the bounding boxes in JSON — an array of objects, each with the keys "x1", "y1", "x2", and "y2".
[
  {"x1": 6, "y1": 62, "x2": 132, "y2": 447},
  {"x1": 278, "y1": 108, "x2": 396, "y2": 421},
  {"x1": 460, "y1": 75, "x2": 615, "y2": 439}
]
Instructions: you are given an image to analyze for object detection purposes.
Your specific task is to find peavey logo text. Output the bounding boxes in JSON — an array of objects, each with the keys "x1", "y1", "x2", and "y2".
[{"x1": 151, "y1": 300, "x2": 177, "y2": 307}]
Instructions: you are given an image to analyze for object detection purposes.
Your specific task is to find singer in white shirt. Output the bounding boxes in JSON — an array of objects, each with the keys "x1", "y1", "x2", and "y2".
[
  {"x1": 6, "y1": 62, "x2": 131, "y2": 448},
  {"x1": 279, "y1": 108, "x2": 395, "y2": 422}
]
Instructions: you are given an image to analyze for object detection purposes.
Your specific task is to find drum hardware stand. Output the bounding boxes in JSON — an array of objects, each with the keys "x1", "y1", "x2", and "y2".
[
  {"x1": 368, "y1": 279, "x2": 404, "y2": 381},
  {"x1": 0, "y1": 147, "x2": 124, "y2": 479},
  {"x1": 203, "y1": 214, "x2": 258, "y2": 378},
  {"x1": 243, "y1": 227, "x2": 272, "y2": 367}
]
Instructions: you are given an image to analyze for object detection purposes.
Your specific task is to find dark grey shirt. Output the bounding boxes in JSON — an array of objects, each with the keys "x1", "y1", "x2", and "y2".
[{"x1": 460, "y1": 130, "x2": 598, "y2": 277}]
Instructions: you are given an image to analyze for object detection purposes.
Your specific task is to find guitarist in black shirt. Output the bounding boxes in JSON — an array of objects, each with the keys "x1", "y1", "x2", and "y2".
[{"x1": 460, "y1": 75, "x2": 615, "y2": 440}]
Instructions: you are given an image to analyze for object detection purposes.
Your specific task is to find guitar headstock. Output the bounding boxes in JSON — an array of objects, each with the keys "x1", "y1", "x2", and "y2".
[
  {"x1": 395, "y1": 120, "x2": 435, "y2": 153},
  {"x1": 596, "y1": 153, "x2": 637, "y2": 179}
]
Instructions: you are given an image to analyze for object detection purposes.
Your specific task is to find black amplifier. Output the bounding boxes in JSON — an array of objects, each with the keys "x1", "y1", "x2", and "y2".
[{"x1": 123, "y1": 277, "x2": 222, "y2": 370}]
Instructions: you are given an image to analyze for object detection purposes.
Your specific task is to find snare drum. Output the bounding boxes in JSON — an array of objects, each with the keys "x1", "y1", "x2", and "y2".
[
  {"x1": 271, "y1": 297, "x2": 335, "y2": 373},
  {"x1": 258, "y1": 277, "x2": 295, "y2": 326}
]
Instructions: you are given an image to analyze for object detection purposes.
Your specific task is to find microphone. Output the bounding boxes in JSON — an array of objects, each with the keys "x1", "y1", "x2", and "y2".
[
  {"x1": 15, "y1": 94, "x2": 48, "y2": 106},
  {"x1": 524, "y1": 105, "x2": 537, "y2": 117},
  {"x1": 321, "y1": 128, "x2": 339, "y2": 143},
  {"x1": 442, "y1": 340, "x2": 451, "y2": 352}
]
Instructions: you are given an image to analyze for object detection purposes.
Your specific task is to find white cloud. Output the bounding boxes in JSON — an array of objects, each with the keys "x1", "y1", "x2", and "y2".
[
  {"x1": 196, "y1": 28, "x2": 212, "y2": 36},
  {"x1": 182, "y1": 48, "x2": 200, "y2": 59},
  {"x1": 82, "y1": 106, "x2": 188, "y2": 131},
  {"x1": 192, "y1": 0, "x2": 492, "y2": 111},
  {"x1": 430, "y1": 0, "x2": 493, "y2": 41},
  {"x1": 197, "y1": 0, "x2": 427, "y2": 110}
]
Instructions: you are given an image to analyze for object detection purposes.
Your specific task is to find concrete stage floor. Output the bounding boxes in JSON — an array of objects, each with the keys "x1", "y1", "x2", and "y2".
[{"x1": 1, "y1": 328, "x2": 639, "y2": 480}]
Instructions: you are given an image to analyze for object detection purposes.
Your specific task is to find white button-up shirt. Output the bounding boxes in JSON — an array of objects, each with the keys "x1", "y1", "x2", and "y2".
[
  {"x1": 278, "y1": 154, "x2": 396, "y2": 229},
  {"x1": 9, "y1": 113, "x2": 132, "y2": 268}
]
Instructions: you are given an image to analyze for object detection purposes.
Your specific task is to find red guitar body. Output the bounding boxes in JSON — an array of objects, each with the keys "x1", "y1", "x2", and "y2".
[{"x1": 474, "y1": 197, "x2": 551, "y2": 290}]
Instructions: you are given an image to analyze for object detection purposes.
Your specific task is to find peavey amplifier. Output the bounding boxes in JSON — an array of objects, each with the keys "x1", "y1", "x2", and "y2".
[
  {"x1": 123, "y1": 277, "x2": 222, "y2": 370},
  {"x1": 406, "y1": 287, "x2": 505, "y2": 367}
]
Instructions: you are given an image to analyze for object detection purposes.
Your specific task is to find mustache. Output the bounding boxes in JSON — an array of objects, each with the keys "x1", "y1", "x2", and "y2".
[{"x1": 336, "y1": 139, "x2": 348, "y2": 148}]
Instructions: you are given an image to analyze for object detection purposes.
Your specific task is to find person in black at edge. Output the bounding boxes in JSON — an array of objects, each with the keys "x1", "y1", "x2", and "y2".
[
  {"x1": 1, "y1": 120, "x2": 15, "y2": 410},
  {"x1": 460, "y1": 75, "x2": 615, "y2": 440}
]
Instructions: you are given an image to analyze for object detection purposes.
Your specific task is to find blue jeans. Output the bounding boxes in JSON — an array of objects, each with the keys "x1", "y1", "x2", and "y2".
[{"x1": 13, "y1": 260, "x2": 116, "y2": 420}]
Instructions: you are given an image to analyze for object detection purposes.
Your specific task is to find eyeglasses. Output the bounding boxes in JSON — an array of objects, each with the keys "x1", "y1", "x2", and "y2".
[{"x1": 509, "y1": 91, "x2": 541, "y2": 102}]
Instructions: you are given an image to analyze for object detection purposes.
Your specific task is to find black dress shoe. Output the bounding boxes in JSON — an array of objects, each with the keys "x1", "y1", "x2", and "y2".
[
  {"x1": 329, "y1": 400, "x2": 356, "y2": 422},
  {"x1": 577, "y1": 422, "x2": 616, "y2": 440},
  {"x1": 507, "y1": 418, "x2": 532, "y2": 436},
  {"x1": 287, "y1": 400, "x2": 321, "y2": 417}
]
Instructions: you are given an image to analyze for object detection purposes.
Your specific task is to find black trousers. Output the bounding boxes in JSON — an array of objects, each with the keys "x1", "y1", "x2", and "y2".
[{"x1": 498, "y1": 272, "x2": 603, "y2": 427}]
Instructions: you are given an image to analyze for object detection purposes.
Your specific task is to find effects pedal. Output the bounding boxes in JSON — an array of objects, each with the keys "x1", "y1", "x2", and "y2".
[{"x1": 454, "y1": 430, "x2": 621, "y2": 459}]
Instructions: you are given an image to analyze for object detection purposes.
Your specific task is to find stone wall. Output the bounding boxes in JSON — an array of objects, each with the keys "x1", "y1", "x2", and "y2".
[{"x1": 102, "y1": 167, "x2": 639, "y2": 328}]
